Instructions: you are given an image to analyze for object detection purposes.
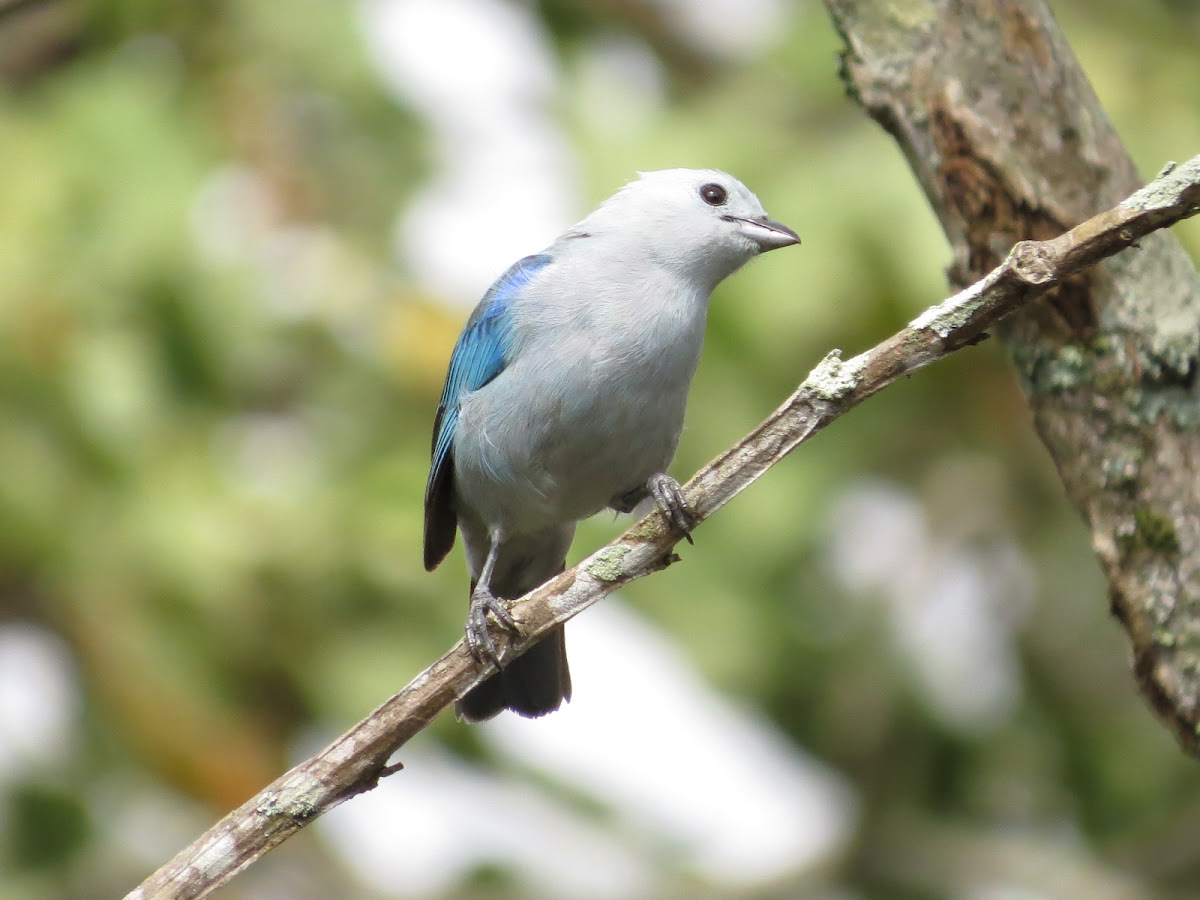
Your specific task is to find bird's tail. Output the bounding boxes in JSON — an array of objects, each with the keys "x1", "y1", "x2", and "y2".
[
  {"x1": 455, "y1": 532, "x2": 574, "y2": 723},
  {"x1": 456, "y1": 622, "x2": 571, "y2": 722}
]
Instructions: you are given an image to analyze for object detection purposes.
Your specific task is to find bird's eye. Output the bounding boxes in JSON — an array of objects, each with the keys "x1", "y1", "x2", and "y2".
[{"x1": 699, "y1": 182, "x2": 727, "y2": 206}]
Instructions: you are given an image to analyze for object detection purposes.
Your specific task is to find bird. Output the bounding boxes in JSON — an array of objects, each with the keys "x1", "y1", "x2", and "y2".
[{"x1": 424, "y1": 168, "x2": 800, "y2": 722}]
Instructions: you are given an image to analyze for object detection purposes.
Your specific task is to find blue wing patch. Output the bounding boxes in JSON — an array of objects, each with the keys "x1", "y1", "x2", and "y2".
[{"x1": 423, "y1": 253, "x2": 553, "y2": 570}]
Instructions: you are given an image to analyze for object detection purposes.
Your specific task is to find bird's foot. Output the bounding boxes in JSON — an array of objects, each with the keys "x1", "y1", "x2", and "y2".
[
  {"x1": 647, "y1": 473, "x2": 697, "y2": 544},
  {"x1": 466, "y1": 585, "x2": 520, "y2": 668}
]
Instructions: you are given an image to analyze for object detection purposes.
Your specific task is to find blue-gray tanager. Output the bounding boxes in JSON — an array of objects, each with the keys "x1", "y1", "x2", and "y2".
[{"x1": 424, "y1": 169, "x2": 799, "y2": 721}]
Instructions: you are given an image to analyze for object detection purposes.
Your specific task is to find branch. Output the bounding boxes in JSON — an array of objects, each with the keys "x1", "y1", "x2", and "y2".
[
  {"x1": 126, "y1": 156, "x2": 1200, "y2": 900},
  {"x1": 825, "y1": 0, "x2": 1200, "y2": 755}
]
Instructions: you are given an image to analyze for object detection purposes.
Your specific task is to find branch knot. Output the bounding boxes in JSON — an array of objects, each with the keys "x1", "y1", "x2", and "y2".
[
  {"x1": 808, "y1": 350, "x2": 864, "y2": 401},
  {"x1": 1009, "y1": 240, "x2": 1057, "y2": 285}
]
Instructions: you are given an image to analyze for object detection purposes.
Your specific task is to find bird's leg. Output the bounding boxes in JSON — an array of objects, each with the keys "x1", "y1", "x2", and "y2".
[
  {"x1": 612, "y1": 473, "x2": 697, "y2": 543},
  {"x1": 466, "y1": 527, "x2": 520, "y2": 668}
]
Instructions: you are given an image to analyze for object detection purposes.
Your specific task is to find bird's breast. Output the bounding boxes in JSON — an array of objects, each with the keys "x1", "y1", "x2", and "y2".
[{"x1": 454, "y1": 301, "x2": 706, "y2": 532}]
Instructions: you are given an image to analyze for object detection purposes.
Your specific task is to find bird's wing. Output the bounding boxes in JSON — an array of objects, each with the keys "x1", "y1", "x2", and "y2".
[{"x1": 423, "y1": 253, "x2": 553, "y2": 571}]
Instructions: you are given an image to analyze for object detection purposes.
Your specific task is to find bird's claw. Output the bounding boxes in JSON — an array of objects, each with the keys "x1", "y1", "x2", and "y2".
[
  {"x1": 648, "y1": 473, "x2": 697, "y2": 544},
  {"x1": 466, "y1": 587, "x2": 520, "y2": 668}
]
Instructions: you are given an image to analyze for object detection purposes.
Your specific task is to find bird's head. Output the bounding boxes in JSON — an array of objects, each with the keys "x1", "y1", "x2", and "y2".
[{"x1": 582, "y1": 168, "x2": 800, "y2": 287}]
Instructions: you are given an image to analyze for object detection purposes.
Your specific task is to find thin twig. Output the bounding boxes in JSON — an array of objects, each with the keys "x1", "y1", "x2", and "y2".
[{"x1": 126, "y1": 154, "x2": 1200, "y2": 900}]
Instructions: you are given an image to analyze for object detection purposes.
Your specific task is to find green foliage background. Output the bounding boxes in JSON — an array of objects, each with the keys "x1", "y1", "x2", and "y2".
[{"x1": 1, "y1": 0, "x2": 1199, "y2": 897}]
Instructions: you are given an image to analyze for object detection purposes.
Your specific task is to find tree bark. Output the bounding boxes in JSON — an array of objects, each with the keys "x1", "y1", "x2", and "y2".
[{"x1": 824, "y1": 0, "x2": 1200, "y2": 752}]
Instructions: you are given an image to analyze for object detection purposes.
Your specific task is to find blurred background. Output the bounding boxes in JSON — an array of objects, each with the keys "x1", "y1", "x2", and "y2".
[{"x1": 2, "y1": 0, "x2": 1200, "y2": 897}]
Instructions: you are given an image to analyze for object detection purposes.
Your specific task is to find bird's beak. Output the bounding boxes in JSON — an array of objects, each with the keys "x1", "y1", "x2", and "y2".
[{"x1": 727, "y1": 215, "x2": 801, "y2": 251}]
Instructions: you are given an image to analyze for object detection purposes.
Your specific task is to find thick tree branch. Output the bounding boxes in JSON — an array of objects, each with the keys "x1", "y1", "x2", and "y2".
[
  {"x1": 826, "y1": 0, "x2": 1200, "y2": 755},
  {"x1": 125, "y1": 156, "x2": 1200, "y2": 900}
]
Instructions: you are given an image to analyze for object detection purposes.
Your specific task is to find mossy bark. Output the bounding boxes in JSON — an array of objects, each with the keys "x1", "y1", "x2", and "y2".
[{"x1": 825, "y1": 0, "x2": 1200, "y2": 752}]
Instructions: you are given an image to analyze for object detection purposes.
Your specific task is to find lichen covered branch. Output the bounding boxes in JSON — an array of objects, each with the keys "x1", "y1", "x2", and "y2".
[{"x1": 826, "y1": 0, "x2": 1200, "y2": 755}]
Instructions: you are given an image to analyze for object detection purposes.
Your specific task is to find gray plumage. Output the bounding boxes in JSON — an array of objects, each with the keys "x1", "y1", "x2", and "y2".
[{"x1": 425, "y1": 168, "x2": 799, "y2": 721}]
